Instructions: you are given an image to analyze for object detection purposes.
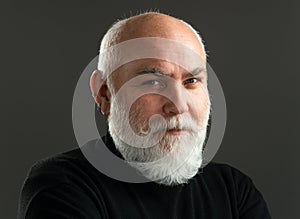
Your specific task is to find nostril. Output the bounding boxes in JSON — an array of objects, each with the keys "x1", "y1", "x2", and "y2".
[{"x1": 163, "y1": 100, "x2": 188, "y2": 115}]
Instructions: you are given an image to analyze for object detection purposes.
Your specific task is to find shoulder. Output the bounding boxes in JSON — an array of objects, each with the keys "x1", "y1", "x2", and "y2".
[
  {"x1": 18, "y1": 144, "x2": 106, "y2": 219},
  {"x1": 25, "y1": 138, "x2": 103, "y2": 180},
  {"x1": 201, "y1": 161, "x2": 253, "y2": 183},
  {"x1": 200, "y1": 162, "x2": 259, "y2": 196},
  {"x1": 26, "y1": 147, "x2": 85, "y2": 182},
  {"x1": 19, "y1": 147, "x2": 85, "y2": 204},
  {"x1": 21, "y1": 141, "x2": 104, "y2": 192},
  {"x1": 199, "y1": 162, "x2": 272, "y2": 219}
]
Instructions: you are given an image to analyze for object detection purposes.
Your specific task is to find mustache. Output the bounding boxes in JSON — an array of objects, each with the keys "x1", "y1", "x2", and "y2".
[{"x1": 139, "y1": 115, "x2": 202, "y2": 135}]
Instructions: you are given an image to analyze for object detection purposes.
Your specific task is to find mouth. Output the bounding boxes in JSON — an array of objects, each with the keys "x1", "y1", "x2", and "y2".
[{"x1": 166, "y1": 128, "x2": 186, "y2": 135}]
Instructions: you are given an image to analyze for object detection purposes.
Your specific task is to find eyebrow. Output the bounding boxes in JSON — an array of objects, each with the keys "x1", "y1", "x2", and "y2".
[{"x1": 135, "y1": 67, "x2": 206, "y2": 78}]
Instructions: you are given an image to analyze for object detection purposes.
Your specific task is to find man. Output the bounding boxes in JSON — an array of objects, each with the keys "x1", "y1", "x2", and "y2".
[{"x1": 18, "y1": 12, "x2": 272, "y2": 218}]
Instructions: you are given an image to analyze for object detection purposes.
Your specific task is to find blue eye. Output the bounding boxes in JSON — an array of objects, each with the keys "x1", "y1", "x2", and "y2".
[
  {"x1": 140, "y1": 79, "x2": 166, "y2": 90},
  {"x1": 142, "y1": 80, "x2": 160, "y2": 86}
]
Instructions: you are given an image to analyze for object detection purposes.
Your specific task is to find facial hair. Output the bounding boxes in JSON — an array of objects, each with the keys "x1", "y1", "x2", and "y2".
[{"x1": 108, "y1": 99, "x2": 210, "y2": 186}]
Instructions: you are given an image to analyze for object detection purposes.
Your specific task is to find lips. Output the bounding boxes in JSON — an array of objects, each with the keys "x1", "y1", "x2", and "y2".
[
  {"x1": 166, "y1": 129, "x2": 186, "y2": 135},
  {"x1": 150, "y1": 127, "x2": 188, "y2": 135}
]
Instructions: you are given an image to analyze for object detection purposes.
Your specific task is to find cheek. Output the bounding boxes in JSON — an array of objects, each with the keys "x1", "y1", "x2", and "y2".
[
  {"x1": 189, "y1": 91, "x2": 210, "y2": 124},
  {"x1": 129, "y1": 95, "x2": 160, "y2": 128}
]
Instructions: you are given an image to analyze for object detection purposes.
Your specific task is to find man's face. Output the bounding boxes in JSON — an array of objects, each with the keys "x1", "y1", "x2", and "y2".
[
  {"x1": 107, "y1": 58, "x2": 211, "y2": 185},
  {"x1": 110, "y1": 58, "x2": 209, "y2": 136}
]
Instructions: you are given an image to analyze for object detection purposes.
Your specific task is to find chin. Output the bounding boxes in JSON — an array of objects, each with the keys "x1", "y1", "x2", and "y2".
[{"x1": 109, "y1": 125, "x2": 206, "y2": 186}]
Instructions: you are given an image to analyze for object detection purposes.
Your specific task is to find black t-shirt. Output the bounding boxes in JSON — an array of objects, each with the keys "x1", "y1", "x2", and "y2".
[{"x1": 18, "y1": 135, "x2": 272, "y2": 219}]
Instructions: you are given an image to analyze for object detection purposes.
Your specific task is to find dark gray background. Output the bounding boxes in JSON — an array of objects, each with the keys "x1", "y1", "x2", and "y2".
[{"x1": 1, "y1": 0, "x2": 299, "y2": 218}]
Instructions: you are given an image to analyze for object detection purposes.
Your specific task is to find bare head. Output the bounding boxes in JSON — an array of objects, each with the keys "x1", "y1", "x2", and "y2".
[{"x1": 100, "y1": 12, "x2": 206, "y2": 58}]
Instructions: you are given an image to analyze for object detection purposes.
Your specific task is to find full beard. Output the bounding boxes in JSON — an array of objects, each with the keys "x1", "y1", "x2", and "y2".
[{"x1": 108, "y1": 100, "x2": 209, "y2": 186}]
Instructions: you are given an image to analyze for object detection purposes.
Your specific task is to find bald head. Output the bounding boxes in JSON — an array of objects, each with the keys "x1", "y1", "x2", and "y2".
[{"x1": 100, "y1": 12, "x2": 206, "y2": 60}]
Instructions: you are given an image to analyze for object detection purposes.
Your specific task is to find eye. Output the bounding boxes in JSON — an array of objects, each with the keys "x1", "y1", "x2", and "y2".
[
  {"x1": 140, "y1": 79, "x2": 166, "y2": 90},
  {"x1": 184, "y1": 78, "x2": 202, "y2": 85},
  {"x1": 142, "y1": 80, "x2": 160, "y2": 86}
]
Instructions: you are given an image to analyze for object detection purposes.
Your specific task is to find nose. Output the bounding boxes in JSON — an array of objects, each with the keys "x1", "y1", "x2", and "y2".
[{"x1": 162, "y1": 83, "x2": 189, "y2": 116}]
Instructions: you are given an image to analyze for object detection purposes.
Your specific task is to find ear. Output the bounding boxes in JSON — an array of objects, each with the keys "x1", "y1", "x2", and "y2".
[{"x1": 90, "y1": 70, "x2": 111, "y2": 117}]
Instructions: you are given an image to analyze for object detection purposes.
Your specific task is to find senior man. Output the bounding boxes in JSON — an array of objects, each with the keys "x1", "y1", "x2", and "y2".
[{"x1": 18, "y1": 12, "x2": 272, "y2": 219}]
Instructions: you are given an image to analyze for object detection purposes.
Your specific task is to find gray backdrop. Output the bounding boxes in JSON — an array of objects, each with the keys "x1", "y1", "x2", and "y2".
[{"x1": 1, "y1": 0, "x2": 299, "y2": 218}]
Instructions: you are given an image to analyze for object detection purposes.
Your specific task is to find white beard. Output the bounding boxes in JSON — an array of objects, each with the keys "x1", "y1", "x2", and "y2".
[{"x1": 108, "y1": 98, "x2": 209, "y2": 186}]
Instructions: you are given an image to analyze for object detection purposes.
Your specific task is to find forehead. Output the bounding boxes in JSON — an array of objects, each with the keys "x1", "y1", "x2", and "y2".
[{"x1": 99, "y1": 37, "x2": 205, "y2": 78}]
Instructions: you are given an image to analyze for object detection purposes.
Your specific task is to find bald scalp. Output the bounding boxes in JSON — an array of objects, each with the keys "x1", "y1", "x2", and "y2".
[{"x1": 99, "y1": 12, "x2": 206, "y2": 58}]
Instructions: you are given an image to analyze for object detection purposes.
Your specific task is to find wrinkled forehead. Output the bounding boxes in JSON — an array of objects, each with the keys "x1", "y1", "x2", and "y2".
[{"x1": 98, "y1": 37, "x2": 206, "y2": 79}]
